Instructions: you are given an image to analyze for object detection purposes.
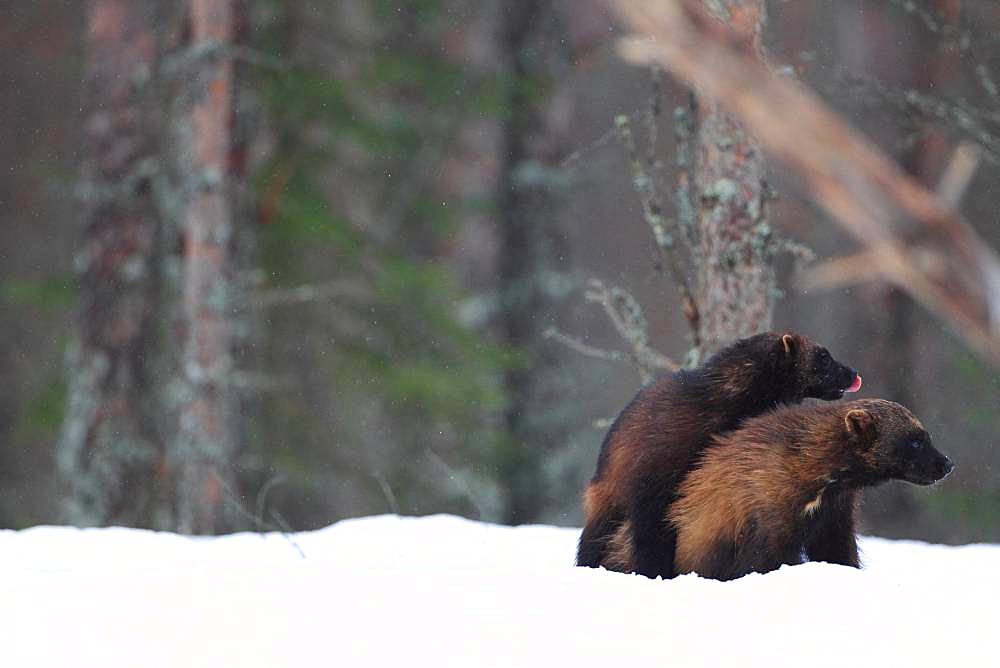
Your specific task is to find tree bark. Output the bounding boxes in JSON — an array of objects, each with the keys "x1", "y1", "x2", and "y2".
[
  {"x1": 59, "y1": 0, "x2": 169, "y2": 527},
  {"x1": 174, "y1": 0, "x2": 238, "y2": 534},
  {"x1": 497, "y1": 0, "x2": 568, "y2": 525},
  {"x1": 693, "y1": 0, "x2": 773, "y2": 356}
]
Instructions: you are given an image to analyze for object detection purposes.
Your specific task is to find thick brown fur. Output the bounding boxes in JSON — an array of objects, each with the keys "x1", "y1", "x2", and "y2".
[
  {"x1": 577, "y1": 332, "x2": 859, "y2": 578},
  {"x1": 668, "y1": 399, "x2": 953, "y2": 581}
]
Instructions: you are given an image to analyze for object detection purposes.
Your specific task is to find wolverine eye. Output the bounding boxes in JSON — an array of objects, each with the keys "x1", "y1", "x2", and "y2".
[
  {"x1": 909, "y1": 440, "x2": 922, "y2": 450},
  {"x1": 816, "y1": 349, "x2": 831, "y2": 365}
]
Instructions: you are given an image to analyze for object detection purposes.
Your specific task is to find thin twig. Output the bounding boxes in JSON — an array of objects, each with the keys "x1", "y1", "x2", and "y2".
[
  {"x1": 773, "y1": 236, "x2": 817, "y2": 268},
  {"x1": 833, "y1": 69, "x2": 1000, "y2": 164},
  {"x1": 219, "y1": 472, "x2": 306, "y2": 559},
  {"x1": 585, "y1": 279, "x2": 678, "y2": 380},
  {"x1": 230, "y1": 371, "x2": 297, "y2": 393},
  {"x1": 616, "y1": 114, "x2": 701, "y2": 345},
  {"x1": 267, "y1": 508, "x2": 306, "y2": 560},
  {"x1": 249, "y1": 280, "x2": 372, "y2": 308},
  {"x1": 886, "y1": 0, "x2": 972, "y2": 52},
  {"x1": 426, "y1": 450, "x2": 487, "y2": 520},
  {"x1": 646, "y1": 66, "x2": 663, "y2": 174},
  {"x1": 673, "y1": 92, "x2": 699, "y2": 250},
  {"x1": 372, "y1": 470, "x2": 400, "y2": 515},
  {"x1": 560, "y1": 110, "x2": 644, "y2": 169},
  {"x1": 255, "y1": 476, "x2": 284, "y2": 527},
  {"x1": 543, "y1": 327, "x2": 630, "y2": 364},
  {"x1": 162, "y1": 41, "x2": 289, "y2": 76},
  {"x1": 975, "y1": 64, "x2": 1000, "y2": 104}
]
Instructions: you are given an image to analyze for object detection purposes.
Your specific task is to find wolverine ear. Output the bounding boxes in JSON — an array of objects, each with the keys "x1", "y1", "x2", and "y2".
[
  {"x1": 781, "y1": 333, "x2": 796, "y2": 357},
  {"x1": 845, "y1": 408, "x2": 875, "y2": 442}
]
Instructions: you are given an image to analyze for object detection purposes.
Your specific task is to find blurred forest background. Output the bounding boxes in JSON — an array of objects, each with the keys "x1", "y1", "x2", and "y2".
[{"x1": 2, "y1": 0, "x2": 999, "y2": 542}]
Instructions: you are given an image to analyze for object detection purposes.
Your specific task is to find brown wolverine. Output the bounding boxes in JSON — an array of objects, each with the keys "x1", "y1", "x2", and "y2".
[
  {"x1": 577, "y1": 332, "x2": 861, "y2": 579},
  {"x1": 654, "y1": 399, "x2": 953, "y2": 581}
]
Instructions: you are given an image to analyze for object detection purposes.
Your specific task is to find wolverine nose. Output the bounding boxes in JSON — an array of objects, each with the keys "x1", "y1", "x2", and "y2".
[{"x1": 941, "y1": 458, "x2": 955, "y2": 478}]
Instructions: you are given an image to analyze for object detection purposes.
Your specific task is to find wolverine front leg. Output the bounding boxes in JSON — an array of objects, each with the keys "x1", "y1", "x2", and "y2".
[{"x1": 804, "y1": 491, "x2": 860, "y2": 567}]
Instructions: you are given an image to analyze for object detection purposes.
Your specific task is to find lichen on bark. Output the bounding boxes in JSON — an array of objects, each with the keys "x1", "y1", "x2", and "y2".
[
  {"x1": 59, "y1": 0, "x2": 172, "y2": 529},
  {"x1": 692, "y1": 0, "x2": 775, "y2": 356}
]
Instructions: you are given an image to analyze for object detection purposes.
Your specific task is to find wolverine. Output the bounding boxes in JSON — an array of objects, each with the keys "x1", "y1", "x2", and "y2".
[
  {"x1": 577, "y1": 332, "x2": 861, "y2": 579},
  {"x1": 662, "y1": 399, "x2": 953, "y2": 580}
]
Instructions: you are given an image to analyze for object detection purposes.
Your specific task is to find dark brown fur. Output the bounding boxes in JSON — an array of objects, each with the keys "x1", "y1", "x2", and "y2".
[
  {"x1": 578, "y1": 332, "x2": 859, "y2": 578},
  {"x1": 668, "y1": 399, "x2": 953, "y2": 581}
]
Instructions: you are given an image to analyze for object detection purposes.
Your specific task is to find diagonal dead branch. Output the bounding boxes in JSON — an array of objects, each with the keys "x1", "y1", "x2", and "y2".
[
  {"x1": 803, "y1": 142, "x2": 981, "y2": 291},
  {"x1": 936, "y1": 142, "x2": 980, "y2": 209}
]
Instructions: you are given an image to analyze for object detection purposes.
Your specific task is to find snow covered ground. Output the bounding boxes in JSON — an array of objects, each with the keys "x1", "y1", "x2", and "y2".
[{"x1": 1, "y1": 514, "x2": 995, "y2": 667}]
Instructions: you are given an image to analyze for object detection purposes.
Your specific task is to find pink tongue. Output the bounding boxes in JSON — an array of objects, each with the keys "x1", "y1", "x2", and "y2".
[{"x1": 846, "y1": 374, "x2": 863, "y2": 393}]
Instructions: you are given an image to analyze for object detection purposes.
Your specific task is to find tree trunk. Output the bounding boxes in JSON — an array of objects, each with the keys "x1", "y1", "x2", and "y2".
[
  {"x1": 497, "y1": 0, "x2": 568, "y2": 525},
  {"x1": 174, "y1": 0, "x2": 238, "y2": 534},
  {"x1": 694, "y1": 0, "x2": 773, "y2": 356},
  {"x1": 59, "y1": 0, "x2": 169, "y2": 527}
]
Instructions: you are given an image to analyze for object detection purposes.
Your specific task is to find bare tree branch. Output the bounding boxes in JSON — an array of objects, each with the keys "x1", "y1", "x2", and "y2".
[
  {"x1": 426, "y1": 449, "x2": 488, "y2": 520},
  {"x1": 834, "y1": 69, "x2": 1000, "y2": 164},
  {"x1": 975, "y1": 63, "x2": 1000, "y2": 105},
  {"x1": 372, "y1": 470, "x2": 400, "y2": 515},
  {"x1": 886, "y1": 0, "x2": 972, "y2": 52},
  {"x1": 645, "y1": 66, "x2": 663, "y2": 175},
  {"x1": 546, "y1": 279, "x2": 677, "y2": 383},
  {"x1": 560, "y1": 110, "x2": 643, "y2": 169},
  {"x1": 219, "y1": 473, "x2": 306, "y2": 559},
  {"x1": 585, "y1": 279, "x2": 679, "y2": 379},
  {"x1": 542, "y1": 327, "x2": 630, "y2": 365},
  {"x1": 672, "y1": 92, "x2": 699, "y2": 249},
  {"x1": 617, "y1": 107, "x2": 701, "y2": 345},
  {"x1": 936, "y1": 142, "x2": 981, "y2": 208},
  {"x1": 803, "y1": 142, "x2": 981, "y2": 291}
]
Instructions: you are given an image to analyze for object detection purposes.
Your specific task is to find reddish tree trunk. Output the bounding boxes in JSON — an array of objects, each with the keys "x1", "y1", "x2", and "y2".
[
  {"x1": 175, "y1": 0, "x2": 237, "y2": 534},
  {"x1": 693, "y1": 0, "x2": 773, "y2": 356}
]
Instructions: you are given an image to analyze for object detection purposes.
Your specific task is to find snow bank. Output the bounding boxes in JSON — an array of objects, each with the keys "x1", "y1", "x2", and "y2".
[{"x1": 1, "y1": 514, "x2": 995, "y2": 667}]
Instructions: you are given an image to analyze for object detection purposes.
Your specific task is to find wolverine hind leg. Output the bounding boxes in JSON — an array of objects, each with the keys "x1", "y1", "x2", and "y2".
[
  {"x1": 577, "y1": 482, "x2": 622, "y2": 567},
  {"x1": 630, "y1": 473, "x2": 680, "y2": 579},
  {"x1": 577, "y1": 506, "x2": 622, "y2": 567}
]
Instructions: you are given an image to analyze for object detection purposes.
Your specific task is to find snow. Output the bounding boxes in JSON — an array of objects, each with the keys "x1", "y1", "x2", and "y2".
[{"x1": 1, "y1": 514, "x2": 995, "y2": 667}]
